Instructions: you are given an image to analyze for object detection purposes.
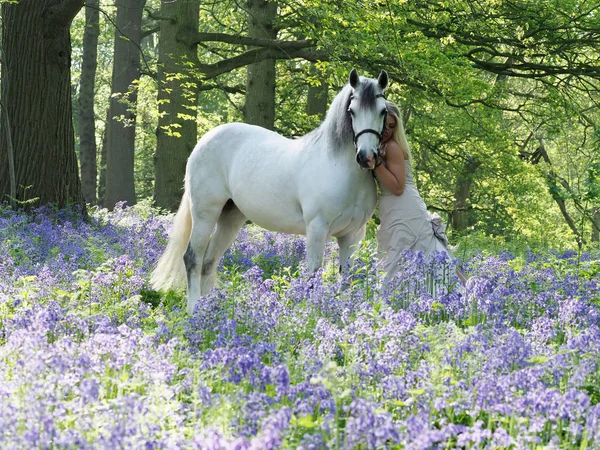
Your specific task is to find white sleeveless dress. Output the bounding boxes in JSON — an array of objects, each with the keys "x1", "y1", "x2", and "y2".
[{"x1": 376, "y1": 160, "x2": 454, "y2": 280}]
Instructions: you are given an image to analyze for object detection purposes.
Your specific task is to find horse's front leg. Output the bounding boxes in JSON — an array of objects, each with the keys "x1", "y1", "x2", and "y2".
[
  {"x1": 306, "y1": 218, "x2": 329, "y2": 272},
  {"x1": 337, "y1": 224, "x2": 366, "y2": 273}
]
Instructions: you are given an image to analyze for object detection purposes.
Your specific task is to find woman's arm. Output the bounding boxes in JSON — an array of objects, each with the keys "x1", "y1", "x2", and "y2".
[{"x1": 374, "y1": 140, "x2": 406, "y2": 196}]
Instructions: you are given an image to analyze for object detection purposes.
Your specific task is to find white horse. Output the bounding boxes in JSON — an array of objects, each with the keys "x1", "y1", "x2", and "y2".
[{"x1": 151, "y1": 69, "x2": 389, "y2": 314}]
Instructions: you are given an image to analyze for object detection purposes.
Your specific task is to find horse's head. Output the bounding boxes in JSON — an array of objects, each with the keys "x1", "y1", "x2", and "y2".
[{"x1": 348, "y1": 68, "x2": 388, "y2": 170}]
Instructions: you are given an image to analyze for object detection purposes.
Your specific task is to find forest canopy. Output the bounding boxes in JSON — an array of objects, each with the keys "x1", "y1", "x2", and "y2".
[{"x1": 0, "y1": 0, "x2": 599, "y2": 250}]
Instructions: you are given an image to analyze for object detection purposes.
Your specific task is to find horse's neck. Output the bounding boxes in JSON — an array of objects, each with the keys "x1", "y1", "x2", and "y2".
[
  {"x1": 299, "y1": 122, "x2": 359, "y2": 170},
  {"x1": 337, "y1": 146, "x2": 361, "y2": 170},
  {"x1": 330, "y1": 140, "x2": 360, "y2": 169}
]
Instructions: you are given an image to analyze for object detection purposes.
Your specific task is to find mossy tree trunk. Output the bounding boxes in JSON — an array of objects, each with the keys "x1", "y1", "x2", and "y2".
[
  {"x1": 244, "y1": 0, "x2": 278, "y2": 129},
  {"x1": 0, "y1": 0, "x2": 84, "y2": 208},
  {"x1": 153, "y1": 0, "x2": 200, "y2": 211},
  {"x1": 78, "y1": 0, "x2": 100, "y2": 205}
]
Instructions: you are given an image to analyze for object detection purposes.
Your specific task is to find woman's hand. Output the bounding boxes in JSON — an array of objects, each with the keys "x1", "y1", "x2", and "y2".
[{"x1": 379, "y1": 143, "x2": 387, "y2": 160}]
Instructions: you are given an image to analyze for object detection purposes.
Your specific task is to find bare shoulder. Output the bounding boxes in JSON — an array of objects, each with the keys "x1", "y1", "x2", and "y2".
[{"x1": 385, "y1": 139, "x2": 405, "y2": 161}]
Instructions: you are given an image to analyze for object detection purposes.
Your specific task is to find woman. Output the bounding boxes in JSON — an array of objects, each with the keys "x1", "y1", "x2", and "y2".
[{"x1": 373, "y1": 101, "x2": 467, "y2": 284}]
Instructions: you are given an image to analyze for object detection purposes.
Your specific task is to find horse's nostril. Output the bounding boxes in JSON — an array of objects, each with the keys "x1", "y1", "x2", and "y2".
[{"x1": 356, "y1": 150, "x2": 372, "y2": 168}]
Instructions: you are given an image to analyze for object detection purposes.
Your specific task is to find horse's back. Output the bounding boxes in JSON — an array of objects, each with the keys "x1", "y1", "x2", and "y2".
[
  {"x1": 194, "y1": 122, "x2": 291, "y2": 154},
  {"x1": 186, "y1": 123, "x2": 309, "y2": 231}
]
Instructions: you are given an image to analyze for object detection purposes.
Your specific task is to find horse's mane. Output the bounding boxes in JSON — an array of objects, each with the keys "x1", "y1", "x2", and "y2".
[{"x1": 302, "y1": 76, "x2": 380, "y2": 153}]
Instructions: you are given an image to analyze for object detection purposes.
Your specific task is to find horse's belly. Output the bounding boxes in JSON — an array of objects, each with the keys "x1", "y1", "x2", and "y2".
[
  {"x1": 330, "y1": 203, "x2": 375, "y2": 237},
  {"x1": 232, "y1": 196, "x2": 307, "y2": 235}
]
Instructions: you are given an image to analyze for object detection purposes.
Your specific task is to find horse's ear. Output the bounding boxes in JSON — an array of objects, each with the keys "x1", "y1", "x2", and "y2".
[
  {"x1": 378, "y1": 70, "x2": 389, "y2": 90},
  {"x1": 349, "y1": 68, "x2": 359, "y2": 88}
]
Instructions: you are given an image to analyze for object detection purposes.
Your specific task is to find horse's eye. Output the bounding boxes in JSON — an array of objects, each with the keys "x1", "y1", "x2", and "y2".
[
  {"x1": 381, "y1": 109, "x2": 387, "y2": 116},
  {"x1": 348, "y1": 108, "x2": 355, "y2": 116}
]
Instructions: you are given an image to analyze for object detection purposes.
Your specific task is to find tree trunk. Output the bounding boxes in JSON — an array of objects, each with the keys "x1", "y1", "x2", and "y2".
[
  {"x1": 98, "y1": 117, "x2": 108, "y2": 206},
  {"x1": 78, "y1": 0, "x2": 100, "y2": 205},
  {"x1": 103, "y1": 0, "x2": 145, "y2": 210},
  {"x1": 244, "y1": 0, "x2": 277, "y2": 129},
  {"x1": 306, "y1": 63, "x2": 328, "y2": 119},
  {"x1": 0, "y1": 0, "x2": 84, "y2": 208},
  {"x1": 451, "y1": 156, "x2": 481, "y2": 232},
  {"x1": 592, "y1": 209, "x2": 600, "y2": 245},
  {"x1": 547, "y1": 172, "x2": 584, "y2": 249},
  {"x1": 0, "y1": 97, "x2": 16, "y2": 208},
  {"x1": 536, "y1": 138, "x2": 584, "y2": 249},
  {"x1": 153, "y1": 0, "x2": 199, "y2": 211}
]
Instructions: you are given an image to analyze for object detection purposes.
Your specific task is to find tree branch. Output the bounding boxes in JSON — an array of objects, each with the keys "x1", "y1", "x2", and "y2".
[
  {"x1": 194, "y1": 47, "x2": 328, "y2": 79},
  {"x1": 143, "y1": 6, "x2": 175, "y2": 23},
  {"x1": 142, "y1": 25, "x2": 160, "y2": 39},
  {"x1": 47, "y1": 0, "x2": 85, "y2": 27},
  {"x1": 405, "y1": 16, "x2": 600, "y2": 80},
  {"x1": 467, "y1": 56, "x2": 600, "y2": 79},
  {"x1": 198, "y1": 83, "x2": 246, "y2": 94},
  {"x1": 181, "y1": 30, "x2": 315, "y2": 50}
]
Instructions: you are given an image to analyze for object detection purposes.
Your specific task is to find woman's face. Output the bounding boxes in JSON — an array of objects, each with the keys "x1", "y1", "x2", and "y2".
[{"x1": 382, "y1": 114, "x2": 397, "y2": 143}]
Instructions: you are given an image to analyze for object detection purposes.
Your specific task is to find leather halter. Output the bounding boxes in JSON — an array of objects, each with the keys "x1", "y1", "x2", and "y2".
[{"x1": 351, "y1": 93, "x2": 387, "y2": 147}]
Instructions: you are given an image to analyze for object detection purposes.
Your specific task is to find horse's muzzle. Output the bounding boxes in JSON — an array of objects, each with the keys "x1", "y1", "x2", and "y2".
[{"x1": 356, "y1": 149, "x2": 377, "y2": 169}]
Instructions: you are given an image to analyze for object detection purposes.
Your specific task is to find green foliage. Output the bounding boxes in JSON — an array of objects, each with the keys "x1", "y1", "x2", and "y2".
[
  {"x1": 65, "y1": 0, "x2": 600, "y2": 248},
  {"x1": 453, "y1": 228, "x2": 577, "y2": 260}
]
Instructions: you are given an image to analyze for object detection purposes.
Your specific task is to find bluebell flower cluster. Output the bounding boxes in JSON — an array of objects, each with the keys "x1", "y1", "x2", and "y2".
[{"x1": 1, "y1": 203, "x2": 600, "y2": 448}]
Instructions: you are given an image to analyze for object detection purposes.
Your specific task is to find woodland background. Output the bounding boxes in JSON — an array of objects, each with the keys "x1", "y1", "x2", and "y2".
[{"x1": 1, "y1": 0, "x2": 599, "y2": 251}]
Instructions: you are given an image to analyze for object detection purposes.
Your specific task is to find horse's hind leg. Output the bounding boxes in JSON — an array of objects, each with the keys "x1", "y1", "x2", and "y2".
[
  {"x1": 185, "y1": 203, "x2": 224, "y2": 315},
  {"x1": 200, "y1": 200, "x2": 247, "y2": 295}
]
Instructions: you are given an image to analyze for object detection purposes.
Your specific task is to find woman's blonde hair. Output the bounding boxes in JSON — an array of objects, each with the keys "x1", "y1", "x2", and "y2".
[{"x1": 386, "y1": 101, "x2": 411, "y2": 160}]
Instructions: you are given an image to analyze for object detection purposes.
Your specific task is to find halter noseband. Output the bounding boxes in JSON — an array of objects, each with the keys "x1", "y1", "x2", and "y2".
[{"x1": 351, "y1": 93, "x2": 387, "y2": 147}]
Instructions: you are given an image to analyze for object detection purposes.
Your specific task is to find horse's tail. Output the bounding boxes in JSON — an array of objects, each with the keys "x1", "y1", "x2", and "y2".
[{"x1": 151, "y1": 190, "x2": 192, "y2": 291}]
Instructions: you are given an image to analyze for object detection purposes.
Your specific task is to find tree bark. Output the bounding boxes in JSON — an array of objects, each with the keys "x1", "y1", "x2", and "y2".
[
  {"x1": 451, "y1": 156, "x2": 481, "y2": 232},
  {"x1": 592, "y1": 209, "x2": 600, "y2": 245},
  {"x1": 78, "y1": 0, "x2": 100, "y2": 205},
  {"x1": 98, "y1": 115, "x2": 108, "y2": 206},
  {"x1": 244, "y1": 0, "x2": 278, "y2": 129},
  {"x1": 0, "y1": 95, "x2": 15, "y2": 207},
  {"x1": 0, "y1": 0, "x2": 84, "y2": 208},
  {"x1": 103, "y1": 0, "x2": 145, "y2": 210},
  {"x1": 153, "y1": 0, "x2": 199, "y2": 212},
  {"x1": 306, "y1": 63, "x2": 328, "y2": 119}
]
